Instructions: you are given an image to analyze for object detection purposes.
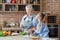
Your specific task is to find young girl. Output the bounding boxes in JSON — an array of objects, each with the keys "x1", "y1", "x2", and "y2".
[{"x1": 33, "y1": 13, "x2": 49, "y2": 37}]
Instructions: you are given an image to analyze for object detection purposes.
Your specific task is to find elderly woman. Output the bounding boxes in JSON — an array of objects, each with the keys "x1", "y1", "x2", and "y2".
[
  {"x1": 20, "y1": 5, "x2": 35, "y2": 33},
  {"x1": 33, "y1": 13, "x2": 49, "y2": 37}
]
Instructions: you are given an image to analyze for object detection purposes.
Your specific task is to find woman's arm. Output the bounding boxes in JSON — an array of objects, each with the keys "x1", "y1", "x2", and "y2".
[
  {"x1": 34, "y1": 23, "x2": 49, "y2": 37},
  {"x1": 33, "y1": 17, "x2": 38, "y2": 27},
  {"x1": 20, "y1": 15, "x2": 27, "y2": 30}
]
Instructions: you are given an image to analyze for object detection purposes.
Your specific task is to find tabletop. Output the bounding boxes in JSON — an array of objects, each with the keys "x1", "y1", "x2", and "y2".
[{"x1": 0, "y1": 35, "x2": 59, "y2": 40}]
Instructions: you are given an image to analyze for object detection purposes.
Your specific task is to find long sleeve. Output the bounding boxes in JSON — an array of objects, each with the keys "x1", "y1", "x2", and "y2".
[
  {"x1": 33, "y1": 17, "x2": 38, "y2": 28},
  {"x1": 40, "y1": 23, "x2": 49, "y2": 37},
  {"x1": 20, "y1": 15, "x2": 27, "y2": 27},
  {"x1": 20, "y1": 15, "x2": 27, "y2": 30},
  {"x1": 35, "y1": 23, "x2": 49, "y2": 37}
]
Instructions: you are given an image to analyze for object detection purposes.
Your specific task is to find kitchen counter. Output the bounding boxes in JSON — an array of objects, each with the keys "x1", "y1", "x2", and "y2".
[
  {"x1": 0, "y1": 35, "x2": 31, "y2": 40},
  {"x1": 0, "y1": 35, "x2": 59, "y2": 40}
]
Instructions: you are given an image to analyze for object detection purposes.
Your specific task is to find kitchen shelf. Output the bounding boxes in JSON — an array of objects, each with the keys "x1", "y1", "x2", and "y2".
[
  {"x1": 0, "y1": 3, "x2": 3, "y2": 4},
  {"x1": 5, "y1": 5, "x2": 16, "y2": 11},
  {"x1": 5, "y1": 3, "x2": 17, "y2": 5},
  {"x1": 0, "y1": 4, "x2": 2, "y2": 11},
  {"x1": 18, "y1": 5, "x2": 40, "y2": 11},
  {"x1": 2, "y1": 27, "x2": 21, "y2": 31},
  {"x1": 0, "y1": 0, "x2": 42, "y2": 13},
  {"x1": 0, "y1": 0, "x2": 42, "y2": 34},
  {"x1": 19, "y1": 3, "x2": 40, "y2": 5}
]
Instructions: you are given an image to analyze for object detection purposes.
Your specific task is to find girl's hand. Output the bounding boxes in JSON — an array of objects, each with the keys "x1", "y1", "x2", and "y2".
[
  {"x1": 38, "y1": 19, "x2": 40, "y2": 23},
  {"x1": 32, "y1": 27, "x2": 36, "y2": 31}
]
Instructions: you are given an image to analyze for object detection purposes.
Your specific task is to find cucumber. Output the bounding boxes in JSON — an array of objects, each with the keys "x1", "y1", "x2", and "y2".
[{"x1": 20, "y1": 32, "x2": 27, "y2": 35}]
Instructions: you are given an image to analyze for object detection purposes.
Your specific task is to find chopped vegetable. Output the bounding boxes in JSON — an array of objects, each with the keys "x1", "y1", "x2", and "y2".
[
  {"x1": 19, "y1": 32, "x2": 27, "y2": 35},
  {"x1": 0, "y1": 31, "x2": 5, "y2": 37}
]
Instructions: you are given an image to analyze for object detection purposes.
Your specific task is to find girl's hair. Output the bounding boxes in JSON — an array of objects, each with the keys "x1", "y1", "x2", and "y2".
[
  {"x1": 38, "y1": 12, "x2": 45, "y2": 22},
  {"x1": 38, "y1": 12, "x2": 45, "y2": 20}
]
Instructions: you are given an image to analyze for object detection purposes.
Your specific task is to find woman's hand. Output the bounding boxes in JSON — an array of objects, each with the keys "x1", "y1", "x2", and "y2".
[
  {"x1": 32, "y1": 27, "x2": 36, "y2": 31},
  {"x1": 28, "y1": 29, "x2": 32, "y2": 34},
  {"x1": 27, "y1": 27, "x2": 36, "y2": 34}
]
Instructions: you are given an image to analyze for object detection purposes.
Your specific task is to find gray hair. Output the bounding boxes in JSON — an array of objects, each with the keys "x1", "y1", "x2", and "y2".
[{"x1": 25, "y1": 5, "x2": 33, "y2": 12}]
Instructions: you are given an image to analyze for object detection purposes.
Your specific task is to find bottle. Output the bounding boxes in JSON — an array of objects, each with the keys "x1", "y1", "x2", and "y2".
[
  {"x1": 6, "y1": 0, "x2": 11, "y2": 3},
  {"x1": 11, "y1": 5, "x2": 15, "y2": 11},
  {"x1": 11, "y1": 0, "x2": 16, "y2": 3},
  {"x1": 20, "y1": 0, "x2": 21, "y2": 4},
  {"x1": 23, "y1": 0, "x2": 26, "y2": 4},
  {"x1": 15, "y1": 21, "x2": 19, "y2": 27}
]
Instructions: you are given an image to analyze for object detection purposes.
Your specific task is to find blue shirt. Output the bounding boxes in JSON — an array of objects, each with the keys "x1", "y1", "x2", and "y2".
[
  {"x1": 20, "y1": 14, "x2": 35, "y2": 32},
  {"x1": 33, "y1": 17, "x2": 49, "y2": 37}
]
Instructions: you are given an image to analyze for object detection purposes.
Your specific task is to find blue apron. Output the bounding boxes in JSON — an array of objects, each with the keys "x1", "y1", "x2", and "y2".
[{"x1": 21, "y1": 14, "x2": 35, "y2": 32}]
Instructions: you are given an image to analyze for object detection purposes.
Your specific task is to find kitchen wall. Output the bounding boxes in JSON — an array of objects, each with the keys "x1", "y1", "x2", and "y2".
[
  {"x1": 42, "y1": 0, "x2": 60, "y2": 39},
  {"x1": 0, "y1": 13, "x2": 25, "y2": 27}
]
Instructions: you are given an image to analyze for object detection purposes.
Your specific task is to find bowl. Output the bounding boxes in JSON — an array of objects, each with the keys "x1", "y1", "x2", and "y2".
[
  {"x1": 32, "y1": 38, "x2": 39, "y2": 40},
  {"x1": 30, "y1": 36, "x2": 39, "y2": 40}
]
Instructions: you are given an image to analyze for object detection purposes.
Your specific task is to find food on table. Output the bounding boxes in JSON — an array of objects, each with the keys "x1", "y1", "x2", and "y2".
[
  {"x1": 19, "y1": 32, "x2": 27, "y2": 35},
  {"x1": 11, "y1": 32, "x2": 19, "y2": 36},
  {"x1": 0, "y1": 31, "x2": 5, "y2": 37},
  {"x1": 30, "y1": 36, "x2": 39, "y2": 40},
  {"x1": 3, "y1": 31, "x2": 10, "y2": 36}
]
